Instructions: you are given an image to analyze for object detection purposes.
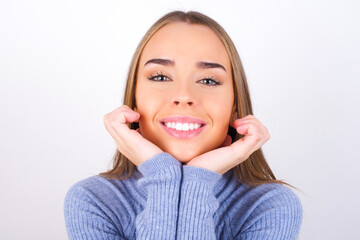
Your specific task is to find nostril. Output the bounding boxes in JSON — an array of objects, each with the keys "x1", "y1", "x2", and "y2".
[{"x1": 173, "y1": 100, "x2": 194, "y2": 106}]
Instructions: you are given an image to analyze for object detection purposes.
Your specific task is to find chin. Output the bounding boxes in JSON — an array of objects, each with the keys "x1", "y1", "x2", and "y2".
[
  {"x1": 164, "y1": 146, "x2": 205, "y2": 163},
  {"x1": 171, "y1": 153, "x2": 193, "y2": 163}
]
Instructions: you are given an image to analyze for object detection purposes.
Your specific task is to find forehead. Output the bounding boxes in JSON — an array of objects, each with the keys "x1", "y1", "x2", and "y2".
[{"x1": 139, "y1": 22, "x2": 231, "y2": 69}]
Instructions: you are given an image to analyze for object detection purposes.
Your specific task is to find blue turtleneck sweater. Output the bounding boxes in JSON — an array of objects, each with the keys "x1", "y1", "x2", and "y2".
[{"x1": 64, "y1": 153, "x2": 302, "y2": 239}]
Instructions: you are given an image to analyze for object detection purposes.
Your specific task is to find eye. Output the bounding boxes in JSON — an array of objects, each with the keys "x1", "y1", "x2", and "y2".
[
  {"x1": 147, "y1": 72, "x2": 171, "y2": 82},
  {"x1": 198, "y1": 77, "x2": 221, "y2": 86}
]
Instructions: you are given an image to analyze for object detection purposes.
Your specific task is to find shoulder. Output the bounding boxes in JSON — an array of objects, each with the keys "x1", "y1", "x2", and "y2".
[
  {"x1": 244, "y1": 182, "x2": 302, "y2": 209},
  {"x1": 65, "y1": 175, "x2": 106, "y2": 197},
  {"x1": 222, "y1": 181, "x2": 302, "y2": 239},
  {"x1": 64, "y1": 174, "x2": 144, "y2": 209},
  {"x1": 64, "y1": 174, "x2": 144, "y2": 235},
  {"x1": 248, "y1": 183, "x2": 302, "y2": 220},
  {"x1": 65, "y1": 175, "x2": 121, "y2": 205},
  {"x1": 218, "y1": 173, "x2": 302, "y2": 211}
]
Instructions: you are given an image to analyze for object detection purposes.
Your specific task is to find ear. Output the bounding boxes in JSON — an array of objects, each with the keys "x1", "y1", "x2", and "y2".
[
  {"x1": 232, "y1": 112, "x2": 237, "y2": 121},
  {"x1": 229, "y1": 105, "x2": 237, "y2": 129},
  {"x1": 231, "y1": 104, "x2": 237, "y2": 121}
]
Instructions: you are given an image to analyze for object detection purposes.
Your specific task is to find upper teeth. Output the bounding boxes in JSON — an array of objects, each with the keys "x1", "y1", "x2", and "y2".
[{"x1": 164, "y1": 122, "x2": 201, "y2": 131}]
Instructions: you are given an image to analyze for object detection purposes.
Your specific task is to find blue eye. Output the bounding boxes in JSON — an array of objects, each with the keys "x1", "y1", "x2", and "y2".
[
  {"x1": 148, "y1": 73, "x2": 171, "y2": 82},
  {"x1": 147, "y1": 73, "x2": 220, "y2": 86},
  {"x1": 198, "y1": 77, "x2": 220, "y2": 86}
]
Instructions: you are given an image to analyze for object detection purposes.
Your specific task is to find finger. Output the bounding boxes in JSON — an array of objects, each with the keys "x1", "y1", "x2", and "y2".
[
  {"x1": 231, "y1": 118, "x2": 256, "y2": 129},
  {"x1": 241, "y1": 114, "x2": 254, "y2": 119},
  {"x1": 118, "y1": 111, "x2": 140, "y2": 124},
  {"x1": 103, "y1": 106, "x2": 140, "y2": 141},
  {"x1": 233, "y1": 117, "x2": 254, "y2": 127},
  {"x1": 232, "y1": 123, "x2": 269, "y2": 161},
  {"x1": 103, "y1": 106, "x2": 163, "y2": 166},
  {"x1": 236, "y1": 122, "x2": 268, "y2": 142},
  {"x1": 236, "y1": 125, "x2": 248, "y2": 135},
  {"x1": 105, "y1": 107, "x2": 140, "y2": 126},
  {"x1": 233, "y1": 117, "x2": 267, "y2": 134},
  {"x1": 116, "y1": 108, "x2": 140, "y2": 123},
  {"x1": 231, "y1": 115, "x2": 255, "y2": 128}
]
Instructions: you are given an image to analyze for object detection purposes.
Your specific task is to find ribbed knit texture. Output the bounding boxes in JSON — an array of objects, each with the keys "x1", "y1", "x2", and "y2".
[
  {"x1": 64, "y1": 153, "x2": 302, "y2": 240},
  {"x1": 135, "y1": 153, "x2": 181, "y2": 239}
]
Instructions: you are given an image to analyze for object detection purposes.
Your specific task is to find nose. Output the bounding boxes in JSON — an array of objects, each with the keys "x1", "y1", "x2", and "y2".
[
  {"x1": 171, "y1": 81, "x2": 195, "y2": 107},
  {"x1": 174, "y1": 98, "x2": 193, "y2": 106}
]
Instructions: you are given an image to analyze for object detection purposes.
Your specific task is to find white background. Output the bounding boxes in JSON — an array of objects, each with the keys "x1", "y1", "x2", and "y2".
[{"x1": 1, "y1": 0, "x2": 359, "y2": 239}]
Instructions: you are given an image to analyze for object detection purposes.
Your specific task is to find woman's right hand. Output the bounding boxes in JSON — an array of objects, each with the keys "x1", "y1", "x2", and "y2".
[{"x1": 103, "y1": 105, "x2": 163, "y2": 166}]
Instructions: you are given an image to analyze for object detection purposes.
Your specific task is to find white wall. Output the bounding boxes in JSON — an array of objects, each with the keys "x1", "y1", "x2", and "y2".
[{"x1": 1, "y1": 0, "x2": 359, "y2": 239}]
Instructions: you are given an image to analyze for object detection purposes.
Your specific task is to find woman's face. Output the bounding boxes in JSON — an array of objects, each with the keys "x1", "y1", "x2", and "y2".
[{"x1": 135, "y1": 22, "x2": 234, "y2": 162}]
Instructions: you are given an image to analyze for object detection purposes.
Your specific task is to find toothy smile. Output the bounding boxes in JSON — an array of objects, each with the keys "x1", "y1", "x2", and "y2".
[
  {"x1": 159, "y1": 116, "x2": 207, "y2": 139},
  {"x1": 161, "y1": 122, "x2": 204, "y2": 131}
]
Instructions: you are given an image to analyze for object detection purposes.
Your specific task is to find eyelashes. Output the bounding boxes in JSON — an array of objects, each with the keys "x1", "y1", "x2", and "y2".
[
  {"x1": 198, "y1": 77, "x2": 221, "y2": 86},
  {"x1": 147, "y1": 71, "x2": 222, "y2": 86},
  {"x1": 147, "y1": 71, "x2": 171, "y2": 82}
]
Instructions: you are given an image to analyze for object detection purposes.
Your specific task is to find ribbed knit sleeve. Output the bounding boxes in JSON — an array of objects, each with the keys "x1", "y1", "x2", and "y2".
[
  {"x1": 135, "y1": 153, "x2": 182, "y2": 240},
  {"x1": 176, "y1": 165, "x2": 222, "y2": 240}
]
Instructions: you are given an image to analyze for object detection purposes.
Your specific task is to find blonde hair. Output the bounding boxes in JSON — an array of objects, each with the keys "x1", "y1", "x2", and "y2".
[{"x1": 101, "y1": 11, "x2": 286, "y2": 186}]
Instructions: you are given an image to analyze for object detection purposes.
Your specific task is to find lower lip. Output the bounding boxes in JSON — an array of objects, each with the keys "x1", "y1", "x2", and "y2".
[{"x1": 160, "y1": 123, "x2": 206, "y2": 139}]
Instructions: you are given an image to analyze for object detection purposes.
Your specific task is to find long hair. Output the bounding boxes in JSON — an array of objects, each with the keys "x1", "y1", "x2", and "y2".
[{"x1": 101, "y1": 11, "x2": 286, "y2": 186}]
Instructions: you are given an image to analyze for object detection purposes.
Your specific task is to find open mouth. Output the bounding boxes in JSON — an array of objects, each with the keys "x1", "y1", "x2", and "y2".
[
  {"x1": 159, "y1": 116, "x2": 207, "y2": 139},
  {"x1": 160, "y1": 121, "x2": 206, "y2": 131}
]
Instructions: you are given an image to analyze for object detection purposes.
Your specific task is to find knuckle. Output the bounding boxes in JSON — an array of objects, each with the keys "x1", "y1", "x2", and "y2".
[
  {"x1": 109, "y1": 120, "x2": 118, "y2": 128},
  {"x1": 254, "y1": 133, "x2": 263, "y2": 141},
  {"x1": 256, "y1": 136, "x2": 263, "y2": 144}
]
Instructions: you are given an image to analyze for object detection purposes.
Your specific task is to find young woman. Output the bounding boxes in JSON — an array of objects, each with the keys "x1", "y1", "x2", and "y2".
[{"x1": 64, "y1": 11, "x2": 302, "y2": 239}]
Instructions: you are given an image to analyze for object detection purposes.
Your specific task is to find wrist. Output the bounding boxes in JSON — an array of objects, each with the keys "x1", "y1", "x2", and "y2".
[
  {"x1": 138, "y1": 152, "x2": 181, "y2": 177},
  {"x1": 182, "y1": 165, "x2": 222, "y2": 187}
]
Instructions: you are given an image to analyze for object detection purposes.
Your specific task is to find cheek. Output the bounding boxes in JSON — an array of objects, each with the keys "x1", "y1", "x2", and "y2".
[
  {"x1": 135, "y1": 84, "x2": 157, "y2": 117},
  {"x1": 204, "y1": 92, "x2": 233, "y2": 123},
  {"x1": 204, "y1": 92, "x2": 234, "y2": 140},
  {"x1": 135, "y1": 86, "x2": 164, "y2": 135},
  {"x1": 135, "y1": 79, "x2": 170, "y2": 111}
]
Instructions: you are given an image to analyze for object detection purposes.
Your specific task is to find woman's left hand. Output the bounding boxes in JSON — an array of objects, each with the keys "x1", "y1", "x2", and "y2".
[{"x1": 185, "y1": 115, "x2": 270, "y2": 175}]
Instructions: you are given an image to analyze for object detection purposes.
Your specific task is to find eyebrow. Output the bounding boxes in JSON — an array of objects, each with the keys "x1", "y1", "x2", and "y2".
[{"x1": 144, "y1": 58, "x2": 227, "y2": 72}]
